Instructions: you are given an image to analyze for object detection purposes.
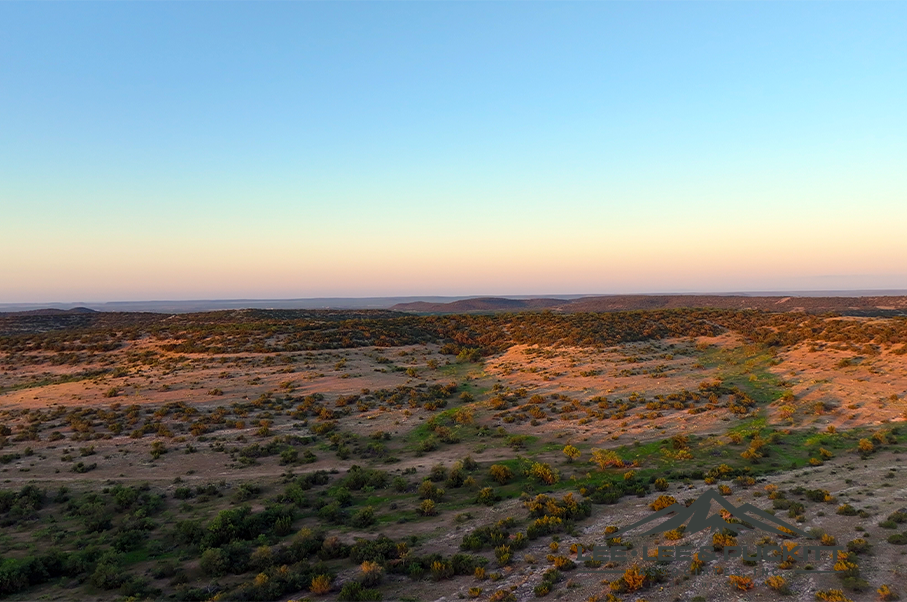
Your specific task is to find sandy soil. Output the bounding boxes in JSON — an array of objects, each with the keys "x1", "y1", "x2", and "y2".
[{"x1": 4, "y1": 333, "x2": 907, "y2": 602}]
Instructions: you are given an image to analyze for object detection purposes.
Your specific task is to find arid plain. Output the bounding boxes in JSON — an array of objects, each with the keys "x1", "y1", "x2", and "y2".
[{"x1": 2, "y1": 305, "x2": 907, "y2": 602}]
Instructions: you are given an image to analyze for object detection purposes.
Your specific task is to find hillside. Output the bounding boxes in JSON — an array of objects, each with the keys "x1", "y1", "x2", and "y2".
[{"x1": 2, "y1": 307, "x2": 907, "y2": 602}]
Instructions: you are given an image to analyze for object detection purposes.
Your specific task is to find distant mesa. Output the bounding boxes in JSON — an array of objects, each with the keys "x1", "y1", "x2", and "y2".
[
  {"x1": 391, "y1": 294, "x2": 907, "y2": 315},
  {"x1": 390, "y1": 297, "x2": 564, "y2": 313},
  {"x1": 5, "y1": 307, "x2": 97, "y2": 316}
]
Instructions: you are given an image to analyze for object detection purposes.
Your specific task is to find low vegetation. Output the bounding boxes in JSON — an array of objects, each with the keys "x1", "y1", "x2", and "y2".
[{"x1": 1, "y1": 307, "x2": 907, "y2": 599}]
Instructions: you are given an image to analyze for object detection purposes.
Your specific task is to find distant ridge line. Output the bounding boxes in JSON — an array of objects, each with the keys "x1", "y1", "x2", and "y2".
[
  {"x1": 3, "y1": 291, "x2": 907, "y2": 315},
  {"x1": 390, "y1": 294, "x2": 907, "y2": 315}
]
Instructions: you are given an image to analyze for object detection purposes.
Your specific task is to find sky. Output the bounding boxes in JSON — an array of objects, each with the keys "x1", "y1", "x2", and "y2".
[{"x1": 2, "y1": 2, "x2": 907, "y2": 303}]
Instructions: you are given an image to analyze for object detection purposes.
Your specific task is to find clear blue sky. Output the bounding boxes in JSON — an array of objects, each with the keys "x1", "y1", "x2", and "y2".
[{"x1": 2, "y1": 2, "x2": 906, "y2": 302}]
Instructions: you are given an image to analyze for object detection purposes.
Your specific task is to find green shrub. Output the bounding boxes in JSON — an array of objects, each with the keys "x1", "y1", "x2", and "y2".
[
  {"x1": 837, "y1": 504, "x2": 858, "y2": 516},
  {"x1": 350, "y1": 506, "x2": 376, "y2": 528},
  {"x1": 337, "y1": 580, "x2": 382, "y2": 601},
  {"x1": 477, "y1": 487, "x2": 500, "y2": 506},
  {"x1": 199, "y1": 548, "x2": 228, "y2": 577}
]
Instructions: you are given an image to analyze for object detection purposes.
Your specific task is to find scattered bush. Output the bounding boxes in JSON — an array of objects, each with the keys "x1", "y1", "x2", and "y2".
[
  {"x1": 489, "y1": 465, "x2": 513, "y2": 485},
  {"x1": 650, "y1": 495, "x2": 677, "y2": 512}
]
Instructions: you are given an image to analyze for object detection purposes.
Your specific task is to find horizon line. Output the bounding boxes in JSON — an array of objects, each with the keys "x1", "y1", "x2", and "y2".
[{"x1": 5, "y1": 288, "x2": 907, "y2": 311}]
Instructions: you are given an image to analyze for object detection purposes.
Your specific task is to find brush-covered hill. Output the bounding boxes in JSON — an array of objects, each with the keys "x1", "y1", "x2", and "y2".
[
  {"x1": 392, "y1": 294, "x2": 907, "y2": 315},
  {"x1": 391, "y1": 297, "x2": 564, "y2": 313}
]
